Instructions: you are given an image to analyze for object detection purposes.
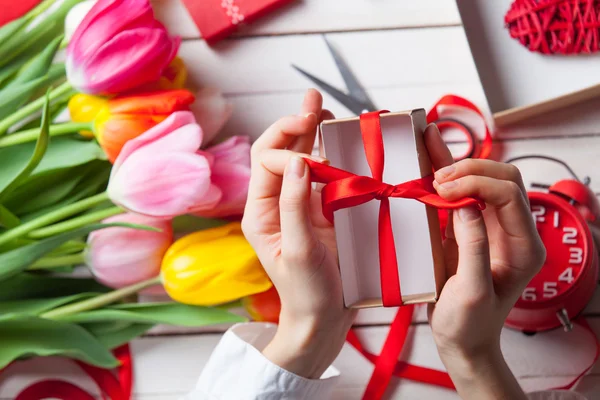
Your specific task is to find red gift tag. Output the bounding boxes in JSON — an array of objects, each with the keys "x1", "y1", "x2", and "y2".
[
  {"x1": 0, "y1": 0, "x2": 40, "y2": 27},
  {"x1": 181, "y1": 0, "x2": 295, "y2": 45}
]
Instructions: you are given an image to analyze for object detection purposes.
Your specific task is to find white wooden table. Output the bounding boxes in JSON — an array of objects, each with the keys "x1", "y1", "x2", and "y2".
[{"x1": 3, "y1": 1, "x2": 600, "y2": 398}]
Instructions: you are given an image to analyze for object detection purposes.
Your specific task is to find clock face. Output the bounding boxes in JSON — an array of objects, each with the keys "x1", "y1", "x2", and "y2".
[{"x1": 516, "y1": 192, "x2": 591, "y2": 308}]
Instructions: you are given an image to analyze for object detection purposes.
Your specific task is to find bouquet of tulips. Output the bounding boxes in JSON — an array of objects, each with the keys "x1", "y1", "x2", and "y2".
[{"x1": 0, "y1": 0, "x2": 276, "y2": 370}]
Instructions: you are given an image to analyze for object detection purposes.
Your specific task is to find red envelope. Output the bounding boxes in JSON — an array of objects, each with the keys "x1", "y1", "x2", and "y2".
[{"x1": 181, "y1": 0, "x2": 294, "y2": 45}]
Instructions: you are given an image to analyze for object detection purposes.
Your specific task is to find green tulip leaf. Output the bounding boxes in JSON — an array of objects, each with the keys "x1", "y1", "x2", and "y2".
[
  {"x1": 0, "y1": 16, "x2": 30, "y2": 50},
  {"x1": 0, "y1": 75, "x2": 54, "y2": 119},
  {"x1": 0, "y1": 273, "x2": 109, "y2": 301},
  {"x1": 0, "y1": 223, "x2": 157, "y2": 282},
  {"x1": 19, "y1": 162, "x2": 111, "y2": 221},
  {"x1": 0, "y1": 92, "x2": 50, "y2": 201},
  {"x1": 0, "y1": 293, "x2": 98, "y2": 317},
  {"x1": 0, "y1": 138, "x2": 106, "y2": 196},
  {"x1": 0, "y1": 316, "x2": 119, "y2": 369},
  {"x1": 8, "y1": 35, "x2": 63, "y2": 87},
  {"x1": 59, "y1": 302, "x2": 247, "y2": 327},
  {"x1": 85, "y1": 322, "x2": 155, "y2": 350},
  {"x1": 0, "y1": 205, "x2": 20, "y2": 229}
]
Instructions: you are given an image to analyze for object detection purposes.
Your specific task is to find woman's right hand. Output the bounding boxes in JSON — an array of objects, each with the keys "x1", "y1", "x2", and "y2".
[{"x1": 424, "y1": 124, "x2": 546, "y2": 399}]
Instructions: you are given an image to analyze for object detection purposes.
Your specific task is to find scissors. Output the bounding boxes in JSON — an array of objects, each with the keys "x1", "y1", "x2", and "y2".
[
  {"x1": 292, "y1": 35, "x2": 377, "y2": 115},
  {"x1": 292, "y1": 36, "x2": 477, "y2": 159}
]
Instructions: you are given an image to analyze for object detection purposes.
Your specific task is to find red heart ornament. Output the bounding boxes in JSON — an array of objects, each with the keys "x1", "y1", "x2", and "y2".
[{"x1": 505, "y1": 0, "x2": 600, "y2": 54}]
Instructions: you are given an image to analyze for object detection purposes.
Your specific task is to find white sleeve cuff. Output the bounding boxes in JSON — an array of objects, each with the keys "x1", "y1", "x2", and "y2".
[{"x1": 185, "y1": 322, "x2": 339, "y2": 400}]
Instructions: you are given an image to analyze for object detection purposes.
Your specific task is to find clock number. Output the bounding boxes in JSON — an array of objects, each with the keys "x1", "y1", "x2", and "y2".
[
  {"x1": 559, "y1": 267, "x2": 575, "y2": 284},
  {"x1": 531, "y1": 205, "x2": 546, "y2": 223},
  {"x1": 553, "y1": 211, "x2": 560, "y2": 228},
  {"x1": 543, "y1": 282, "x2": 558, "y2": 298},
  {"x1": 562, "y1": 227, "x2": 578, "y2": 244},
  {"x1": 569, "y1": 248, "x2": 583, "y2": 264},
  {"x1": 522, "y1": 287, "x2": 536, "y2": 301}
]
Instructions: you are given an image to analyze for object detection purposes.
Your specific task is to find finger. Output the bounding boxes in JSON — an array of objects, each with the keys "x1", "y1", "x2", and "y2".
[
  {"x1": 434, "y1": 159, "x2": 527, "y2": 199},
  {"x1": 453, "y1": 207, "x2": 493, "y2": 290},
  {"x1": 424, "y1": 123, "x2": 454, "y2": 170},
  {"x1": 251, "y1": 113, "x2": 319, "y2": 158},
  {"x1": 246, "y1": 148, "x2": 328, "y2": 204},
  {"x1": 320, "y1": 109, "x2": 335, "y2": 122},
  {"x1": 288, "y1": 89, "x2": 323, "y2": 154},
  {"x1": 434, "y1": 175, "x2": 535, "y2": 239},
  {"x1": 279, "y1": 156, "x2": 321, "y2": 263},
  {"x1": 259, "y1": 149, "x2": 328, "y2": 177}
]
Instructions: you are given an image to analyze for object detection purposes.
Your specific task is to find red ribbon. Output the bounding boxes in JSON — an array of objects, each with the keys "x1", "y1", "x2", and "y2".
[
  {"x1": 426, "y1": 95, "x2": 493, "y2": 160},
  {"x1": 4, "y1": 344, "x2": 133, "y2": 400},
  {"x1": 306, "y1": 110, "x2": 483, "y2": 307}
]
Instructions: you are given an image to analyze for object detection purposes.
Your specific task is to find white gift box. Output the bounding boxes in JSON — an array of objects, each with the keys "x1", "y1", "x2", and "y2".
[{"x1": 319, "y1": 109, "x2": 446, "y2": 309}]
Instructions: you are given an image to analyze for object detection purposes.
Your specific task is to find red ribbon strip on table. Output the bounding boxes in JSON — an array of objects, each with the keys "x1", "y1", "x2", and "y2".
[
  {"x1": 3, "y1": 344, "x2": 133, "y2": 400},
  {"x1": 306, "y1": 110, "x2": 484, "y2": 307}
]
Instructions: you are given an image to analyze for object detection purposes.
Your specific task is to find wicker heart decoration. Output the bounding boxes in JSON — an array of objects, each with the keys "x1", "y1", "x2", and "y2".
[{"x1": 505, "y1": 0, "x2": 600, "y2": 54}]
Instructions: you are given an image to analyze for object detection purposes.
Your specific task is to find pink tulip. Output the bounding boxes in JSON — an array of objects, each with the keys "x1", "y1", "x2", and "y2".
[
  {"x1": 86, "y1": 213, "x2": 173, "y2": 289},
  {"x1": 107, "y1": 111, "x2": 222, "y2": 217},
  {"x1": 190, "y1": 88, "x2": 233, "y2": 146},
  {"x1": 66, "y1": 0, "x2": 180, "y2": 94},
  {"x1": 194, "y1": 136, "x2": 251, "y2": 218}
]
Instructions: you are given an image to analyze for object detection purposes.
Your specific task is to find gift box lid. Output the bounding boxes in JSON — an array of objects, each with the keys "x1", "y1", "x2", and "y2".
[{"x1": 319, "y1": 109, "x2": 446, "y2": 309}]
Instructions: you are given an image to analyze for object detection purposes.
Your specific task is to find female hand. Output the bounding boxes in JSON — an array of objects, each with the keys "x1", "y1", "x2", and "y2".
[
  {"x1": 425, "y1": 124, "x2": 546, "y2": 399},
  {"x1": 241, "y1": 89, "x2": 356, "y2": 379}
]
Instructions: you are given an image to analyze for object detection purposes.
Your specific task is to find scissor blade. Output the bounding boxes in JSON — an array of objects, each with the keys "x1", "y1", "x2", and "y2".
[
  {"x1": 292, "y1": 64, "x2": 369, "y2": 115},
  {"x1": 323, "y1": 36, "x2": 377, "y2": 112}
]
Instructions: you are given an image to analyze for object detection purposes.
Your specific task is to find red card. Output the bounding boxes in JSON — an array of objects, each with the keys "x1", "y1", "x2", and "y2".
[
  {"x1": 181, "y1": 0, "x2": 294, "y2": 45},
  {"x1": 0, "y1": 0, "x2": 40, "y2": 27}
]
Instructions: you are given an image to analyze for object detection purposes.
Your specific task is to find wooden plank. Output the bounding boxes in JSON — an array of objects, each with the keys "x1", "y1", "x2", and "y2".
[
  {"x1": 2, "y1": 320, "x2": 599, "y2": 398},
  {"x1": 179, "y1": 28, "x2": 478, "y2": 95},
  {"x1": 179, "y1": 28, "x2": 600, "y2": 140},
  {"x1": 153, "y1": 0, "x2": 462, "y2": 40}
]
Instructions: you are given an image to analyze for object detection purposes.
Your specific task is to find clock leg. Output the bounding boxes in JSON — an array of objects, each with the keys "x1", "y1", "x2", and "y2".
[{"x1": 556, "y1": 308, "x2": 573, "y2": 332}]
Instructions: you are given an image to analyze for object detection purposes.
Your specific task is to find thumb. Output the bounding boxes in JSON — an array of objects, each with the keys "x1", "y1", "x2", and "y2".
[
  {"x1": 279, "y1": 156, "x2": 320, "y2": 262},
  {"x1": 453, "y1": 207, "x2": 493, "y2": 290}
]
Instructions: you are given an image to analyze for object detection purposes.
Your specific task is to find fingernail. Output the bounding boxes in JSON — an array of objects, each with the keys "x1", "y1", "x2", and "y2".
[
  {"x1": 457, "y1": 207, "x2": 480, "y2": 222},
  {"x1": 437, "y1": 180, "x2": 458, "y2": 191},
  {"x1": 308, "y1": 155, "x2": 330, "y2": 164},
  {"x1": 287, "y1": 156, "x2": 306, "y2": 178},
  {"x1": 435, "y1": 165, "x2": 455, "y2": 180},
  {"x1": 304, "y1": 112, "x2": 317, "y2": 119}
]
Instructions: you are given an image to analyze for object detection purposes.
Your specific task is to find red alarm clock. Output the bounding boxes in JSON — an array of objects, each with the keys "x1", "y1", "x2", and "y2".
[{"x1": 504, "y1": 157, "x2": 600, "y2": 332}]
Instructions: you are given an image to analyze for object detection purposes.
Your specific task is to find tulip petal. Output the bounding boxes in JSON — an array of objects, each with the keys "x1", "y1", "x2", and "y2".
[
  {"x1": 87, "y1": 213, "x2": 172, "y2": 289},
  {"x1": 191, "y1": 88, "x2": 233, "y2": 146},
  {"x1": 111, "y1": 111, "x2": 198, "y2": 172},
  {"x1": 108, "y1": 151, "x2": 216, "y2": 217},
  {"x1": 207, "y1": 136, "x2": 251, "y2": 165},
  {"x1": 69, "y1": 0, "x2": 154, "y2": 62},
  {"x1": 108, "y1": 90, "x2": 195, "y2": 115},
  {"x1": 194, "y1": 162, "x2": 250, "y2": 217},
  {"x1": 73, "y1": 27, "x2": 179, "y2": 94}
]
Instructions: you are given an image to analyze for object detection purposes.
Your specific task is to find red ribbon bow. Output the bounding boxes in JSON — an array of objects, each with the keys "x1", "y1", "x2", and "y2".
[{"x1": 306, "y1": 111, "x2": 484, "y2": 307}]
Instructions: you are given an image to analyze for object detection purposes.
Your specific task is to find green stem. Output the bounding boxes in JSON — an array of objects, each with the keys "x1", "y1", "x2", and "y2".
[
  {"x1": 28, "y1": 206, "x2": 123, "y2": 239},
  {"x1": 0, "y1": 81, "x2": 73, "y2": 135},
  {"x1": 29, "y1": 252, "x2": 86, "y2": 270},
  {"x1": 0, "y1": 122, "x2": 92, "y2": 148},
  {"x1": 28, "y1": 0, "x2": 60, "y2": 18},
  {"x1": 0, "y1": 191, "x2": 109, "y2": 247},
  {"x1": 42, "y1": 276, "x2": 162, "y2": 319}
]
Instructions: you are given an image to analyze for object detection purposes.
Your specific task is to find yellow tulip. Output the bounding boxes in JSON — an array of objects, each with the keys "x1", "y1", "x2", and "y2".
[
  {"x1": 68, "y1": 93, "x2": 109, "y2": 138},
  {"x1": 161, "y1": 222, "x2": 272, "y2": 306}
]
